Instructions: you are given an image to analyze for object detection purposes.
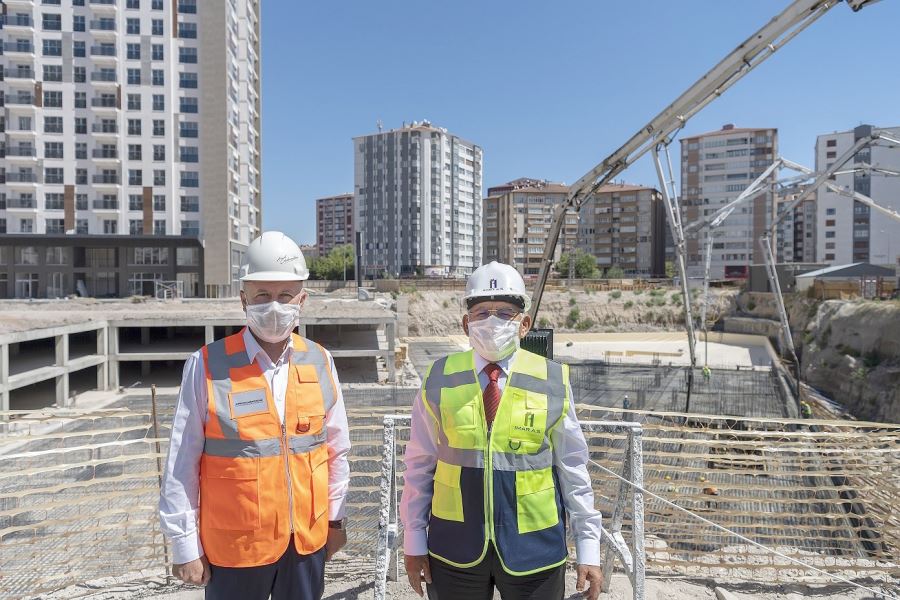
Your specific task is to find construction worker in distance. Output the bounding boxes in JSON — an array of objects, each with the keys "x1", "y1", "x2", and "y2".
[
  {"x1": 400, "y1": 261, "x2": 604, "y2": 600},
  {"x1": 159, "y1": 231, "x2": 351, "y2": 600},
  {"x1": 702, "y1": 365, "x2": 711, "y2": 382}
]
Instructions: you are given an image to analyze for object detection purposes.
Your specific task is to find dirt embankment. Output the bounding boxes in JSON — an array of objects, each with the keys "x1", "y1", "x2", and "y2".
[{"x1": 404, "y1": 288, "x2": 737, "y2": 337}]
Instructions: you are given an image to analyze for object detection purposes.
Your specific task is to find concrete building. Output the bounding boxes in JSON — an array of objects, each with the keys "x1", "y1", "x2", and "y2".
[
  {"x1": 775, "y1": 183, "x2": 817, "y2": 264},
  {"x1": 0, "y1": 0, "x2": 261, "y2": 298},
  {"x1": 815, "y1": 124, "x2": 900, "y2": 268},
  {"x1": 579, "y1": 183, "x2": 667, "y2": 277},
  {"x1": 316, "y1": 193, "x2": 353, "y2": 256},
  {"x1": 482, "y1": 179, "x2": 577, "y2": 276},
  {"x1": 680, "y1": 124, "x2": 778, "y2": 279},
  {"x1": 354, "y1": 120, "x2": 482, "y2": 278}
]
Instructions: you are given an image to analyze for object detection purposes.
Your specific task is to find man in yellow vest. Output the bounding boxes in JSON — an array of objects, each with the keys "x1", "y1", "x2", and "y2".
[
  {"x1": 400, "y1": 262, "x2": 604, "y2": 600},
  {"x1": 159, "y1": 231, "x2": 351, "y2": 600}
]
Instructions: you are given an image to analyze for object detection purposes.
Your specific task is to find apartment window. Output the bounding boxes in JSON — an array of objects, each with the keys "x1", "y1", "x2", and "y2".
[
  {"x1": 127, "y1": 0, "x2": 139, "y2": 8},
  {"x1": 76, "y1": 219, "x2": 89, "y2": 234},
  {"x1": 16, "y1": 246, "x2": 40, "y2": 266},
  {"x1": 152, "y1": 19, "x2": 163, "y2": 35},
  {"x1": 825, "y1": 219, "x2": 836, "y2": 227},
  {"x1": 132, "y1": 247, "x2": 169, "y2": 265},
  {"x1": 179, "y1": 47, "x2": 198, "y2": 64},
  {"x1": 826, "y1": 208, "x2": 836, "y2": 216},
  {"x1": 180, "y1": 196, "x2": 199, "y2": 212},
  {"x1": 178, "y1": 22, "x2": 197, "y2": 39},
  {"x1": 180, "y1": 147, "x2": 199, "y2": 163},
  {"x1": 103, "y1": 220, "x2": 118, "y2": 234},
  {"x1": 73, "y1": 41, "x2": 85, "y2": 57},
  {"x1": 825, "y1": 253, "x2": 835, "y2": 261},
  {"x1": 130, "y1": 219, "x2": 143, "y2": 235},
  {"x1": 179, "y1": 72, "x2": 198, "y2": 89},
  {"x1": 826, "y1": 151, "x2": 837, "y2": 159},
  {"x1": 128, "y1": 169, "x2": 143, "y2": 185},
  {"x1": 128, "y1": 144, "x2": 142, "y2": 160},
  {"x1": 153, "y1": 145, "x2": 166, "y2": 161},
  {"x1": 44, "y1": 142, "x2": 64, "y2": 159},
  {"x1": 153, "y1": 120, "x2": 165, "y2": 136},
  {"x1": 128, "y1": 68, "x2": 141, "y2": 85},
  {"x1": 153, "y1": 195, "x2": 166, "y2": 211},
  {"x1": 42, "y1": 13, "x2": 62, "y2": 31},
  {"x1": 127, "y1": 43, "x2": 141, "y2": 60},
  {"x1": 182, "y1": 220, "x2": 200, "y2": 236},
  {"x1": 128, "y1": 119, "x2": 142, "y2": 135},
  {"x1": 75, "y1": 142, "x2": 87, "y2": 159},
  {"x1": 180, "y1": 172, "x2": 199, "y2": 188},
  {"x1": 180, "y1": 122, "x2": 198, "y2": 138},
  {"x1": 176, "y1": 247, "x2": 199, "y2": 266},
  {"x1": 128, "y1": 194, "x2": 144, "y2": 211},
  {"x1": 826, "y1": 139, "x2": 837, "y2": 147},
  {"x1": 44, "y1": 167, "x2": 64, "y2": 184},
  {"x1": 178, "y1": 0, "x2": 197, "y2": 13},
  {"x1": 43, "y1": 39, "x2": 63, "y2": 56},
  {"x1": 826, "y1": 242, "x2": 836, "y2": 250},
  {"x1": 152, "y1": 69, "x2": 164, "y2": 86},
  {"x1": 74, "y1": 117, "x2": 87, "y2": 134},
  {"x1": 43, "y1": 91, "x2": 63, "y2": 108},
  {"x1": 152, "y1": 94, "x2": 165, "y2": 111},
  {"x1": 46, "y1": 219, "x2": 65, "y2": 234},
  {"x1": 45, "y1": 117, "x2": 63, "y2": 133},
  {"x1": 154, "y1": 170, "x2": 166, "y2": 185},
  {"x1": 152, "y1": 0, "x2": 163, "y2": 9},
  {"x1": 74, "y1": 66, "x2": 86, "y2": 83},
  {"x1": 153, "y1": 220, "x2": 166, "y2": 235},
  {"x1": 76, "y1": 194, "x2": 88, "y2": 210},
  {"x1": 43, "y1": 64, "x2": 63, "y2": 82},
  {"x1": 45, "y1": 193, "x2": 64, "y2": 210},
  {"x1": 74, "y1": 92, "x2": 87, "y2": 109},
  {"x1": 127, "y1": 18, "x2": 140, "y2": 34},
  {"x1": 180, "y1": 97, "x2": 198, "y2": 113},
  {"x1": 825, "y1": 231, "x2": 836, "y2": 238},
  {"x1": 73, "y1": 15, "x2": 85, "y2": 31},
  {"x1": 76, "y1": 168, "x2": 87, "y2": 185},
  {"x1": 128, "y1": 94, "x2": 141, "y2": 110},
  {"x1": 152, "y1": 44, "x2": 164, "y2": 61}
]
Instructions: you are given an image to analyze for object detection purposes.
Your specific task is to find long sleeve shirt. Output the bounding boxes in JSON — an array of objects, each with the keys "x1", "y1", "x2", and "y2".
[
  {"x1": 158, "y1": 328, "x2": 351, "y2": 565},
  {"x1": 399, "y1": 350, "x2": 603, "y2": 566}
]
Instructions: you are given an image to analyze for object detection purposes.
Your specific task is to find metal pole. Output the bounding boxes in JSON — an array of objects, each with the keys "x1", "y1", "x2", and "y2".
[{"x1": 150, "y1": 384, "x2": 172, "y2": 578}]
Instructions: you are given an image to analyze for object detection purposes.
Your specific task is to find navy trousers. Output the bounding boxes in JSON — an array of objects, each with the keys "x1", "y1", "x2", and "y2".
[{"x1": 205, "y1": 545, "x2": 326, "y2": 600}]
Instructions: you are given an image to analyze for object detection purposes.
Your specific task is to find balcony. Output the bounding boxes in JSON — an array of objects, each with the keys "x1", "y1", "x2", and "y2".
[
  {"x1": 89, "y1": 0, "x2": 117, "y2": 10},
  {"x1": 1, "y1": 42, "x2": 35, "y2": 55},
  {"x1": 92, "y1": 148, "x2": 119, "y2": 160},
  {"x1": 90, "y1": 45, "x2": 118, "y2": 59},
  {"x1": 90, "y1": 71, "x2": 118, "y2": 85},
  {"x1": 3, "y1": 69, "x2": 36, "y2": 84},
  {"x1": 92, "y1": 199, "x2": 120, "y2": 210},
  {"x1": 6, "y1": 196, "x2": 37, "y2": 209},
  {"x1": 89, "y1": 20, "x2": 117, "y2": 33},
  {"x1": 3, "y1": 145, "x2": 37, "y2": 160},
  {"x1": 3, "y1": 172, "x2": 39, "y2": 185},
  {"x1": 91, "y1": 97, "x2": 118, "y2": 110},
  {"x1": 91, "y1": 123, "x2": 119, "y2": 135},
  {"x1": 0, "y1": 15, "x2": 34, "y2": 28},
  {"x1": 92, "y1": 174, "x2": 121, "y2": 186}
]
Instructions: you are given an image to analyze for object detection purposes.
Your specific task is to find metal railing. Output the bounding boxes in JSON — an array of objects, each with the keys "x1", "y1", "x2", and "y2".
[{"x1": 373, "y1": 415, "x2": 646, "y2": 600}]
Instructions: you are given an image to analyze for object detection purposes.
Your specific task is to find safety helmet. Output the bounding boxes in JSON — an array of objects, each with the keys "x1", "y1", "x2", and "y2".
[
  {"x1": 239, "y1": 231, "x2": 310, "y2": 281},
  {"x1": 463, "y1": 261, "x2": 531, "y2": 312}
]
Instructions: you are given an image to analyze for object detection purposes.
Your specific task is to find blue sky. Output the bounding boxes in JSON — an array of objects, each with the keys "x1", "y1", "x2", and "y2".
[{"x1": 260, "y1": 1, "x2": 900, "y2": 245}]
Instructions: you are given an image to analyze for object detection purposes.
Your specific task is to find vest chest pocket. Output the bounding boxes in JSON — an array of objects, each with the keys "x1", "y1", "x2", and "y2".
[
  {"x1": 201, "y1": 458, "x2": 261, "y2": 531},
  {"x1": 508, "y1": 391, "x2": 548, "y2": 452},
  {"x1": 431, "y1": 460, "x2": 464, "y2": 522},
  {"x1": 515, "y1": 468, "x2": 558, "y2": 534},
  {"x1": 439, "y1": 389, "x2": 480, "y2": 449}
]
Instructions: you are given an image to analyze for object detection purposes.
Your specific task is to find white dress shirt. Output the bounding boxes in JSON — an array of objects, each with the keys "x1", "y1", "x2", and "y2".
[
  {"x1": 159, "y1": 328, "x2": 351, "y2": 565},
  {"x1": 399, "y1": 349, "x2": 604, "y2": 566}
]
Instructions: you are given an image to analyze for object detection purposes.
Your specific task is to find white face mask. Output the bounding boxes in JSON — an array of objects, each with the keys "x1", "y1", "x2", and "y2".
[
  {"x1": 467, "y1": 315, "x2": 521, "y2": 362},
  {"x1": 245, "y1": 301, "x2": 300, "y2": 343}
]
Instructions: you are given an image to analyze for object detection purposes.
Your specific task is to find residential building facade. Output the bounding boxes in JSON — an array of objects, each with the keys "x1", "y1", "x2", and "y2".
[
  {"x1": 354, "y1": 121, "x2": 482, "y2": 277},
  {"x1": 0, "y1": 0, "x2": 261, "y2": 298},
  {"x1": 680, "y1": 124, "x2": 778, "y2": 279},
  {"x1": 775, "y1": 183, "x2": 817, "y2": 264},
  {"x1": 815, "y1": 124, "x2": 900, "y2": 268},
  {"x1": 579, "y1": 183, "x2": 667, "y2": 276},
  {"x1": 315, "y1": 193, "x2": 353, "y2": 256},
  {"x1": 482, "y1": 179, "x2": 577, "y2": 276}
]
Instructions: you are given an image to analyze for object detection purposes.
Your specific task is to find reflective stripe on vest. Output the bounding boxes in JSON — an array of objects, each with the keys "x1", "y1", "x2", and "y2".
[
  {"x1": 423, "y1": 349, "x2": 570, "y2": 575},
  {"x1": 199, "y1": 330, "x2": 334, "y2": 568}
]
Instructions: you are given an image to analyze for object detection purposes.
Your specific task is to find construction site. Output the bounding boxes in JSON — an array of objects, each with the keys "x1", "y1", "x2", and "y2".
[{"x1": 2, "y1": 0, "x2": 900, "y2": 599}]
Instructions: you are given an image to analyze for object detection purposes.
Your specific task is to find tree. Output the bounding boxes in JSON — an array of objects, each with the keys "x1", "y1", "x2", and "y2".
[
  {"x1": 308, "y1": 244, "x2": 355, "y2": 280},
  {"x1": 604, "y1": 265, "x2": 625, "y2": 279},
  {"x1": 665, "y1": 261, "x2": 676, "y2": 279},
  {"x1": 555, "y1": 250, "x2": 599, "y2": 279}
]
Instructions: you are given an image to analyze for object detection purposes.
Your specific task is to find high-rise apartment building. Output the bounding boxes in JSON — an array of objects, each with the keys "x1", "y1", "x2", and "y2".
[
  {"x1": 315, "y1": 193, "x2": 353, "y2": 256},
  {"x1": 815, "y1": 124, "x2": 900, "y2": 267},
  {"x1": 0, "y1": 0, "x2": 261, "y2": 298},
  {"x1": 775, "y1": 183, "x2": 816, "y2": 264},
  {"x1": 354, "y1": 121, "x2": 482, "y2": 277},
  {"x1": 579, "y1": 183, "x2": 666, "y2": 276},
  {"x1": 680, "y1": 124, "x2": 777, "y2": 279},
  {"x1": 482, "y1": 179, "x2": 577, "y2": 276}
]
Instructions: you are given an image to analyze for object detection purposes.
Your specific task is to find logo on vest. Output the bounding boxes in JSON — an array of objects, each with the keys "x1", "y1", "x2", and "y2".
[
  {"x1": 229, "y1": 388, "x2": 268, "y2": 418},
  {"x1": 512, "y1": 411, "x2": 542, "y2": 434}
]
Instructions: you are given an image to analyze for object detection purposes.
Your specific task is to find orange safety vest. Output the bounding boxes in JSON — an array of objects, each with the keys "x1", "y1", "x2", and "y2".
[{"x1": 199, "y1": 329, "x2": 337, "y2": 567}]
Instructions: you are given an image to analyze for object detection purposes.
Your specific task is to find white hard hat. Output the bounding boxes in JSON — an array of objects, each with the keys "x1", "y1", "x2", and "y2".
[
  {"x1": 240, "y1": 231, "x2": 309, "y2": 281},
  {"x1": 463, "y1": 261, "x2": 531, "y2": 312}
]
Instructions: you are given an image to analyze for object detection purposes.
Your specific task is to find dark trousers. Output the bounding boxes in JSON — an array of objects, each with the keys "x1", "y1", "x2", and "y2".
[
  {"x1": 426, "y1": 546, "x2": 565, "y2": 600},
  {"x1": 205, "y1": 545, "x2": 325, "y2": 600}
]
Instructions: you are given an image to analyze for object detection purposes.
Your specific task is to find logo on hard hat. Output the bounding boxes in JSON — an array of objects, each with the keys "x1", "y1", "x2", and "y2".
[
  {"x1": 276, "y1": 254, "x2": 301, "y2": 264},
  {"x1": 489, "y1": 278, "x2": 498, "y2": 290}
]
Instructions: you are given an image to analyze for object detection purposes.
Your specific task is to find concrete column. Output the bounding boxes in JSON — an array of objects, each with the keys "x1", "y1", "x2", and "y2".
[
  {"x1": 55, "y1": 333, "x2": 69, "y2": 408},
  {"x1": 109, "y1": 326, "x2": 119, "y2": 389},
  {"x1": 141, "y1": 328, "x2": 151, "y2": 377},
  {"x1": 386, "y1": 322, "x2": 396, "y2": 382},
  {"x1": 97, "y1": 325, "x2": 109, "y2": 391},
  {"x1": 205, "y1": 325, "x2": 215, "y2": 344},
  {"x1": 0, "y1": 343, "x2": 9, "y2": 413}
]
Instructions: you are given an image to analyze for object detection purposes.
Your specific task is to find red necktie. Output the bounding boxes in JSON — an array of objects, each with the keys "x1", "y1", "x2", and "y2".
[{"x1": 483, "y1": 363, "x2": 502, "y2": 426}]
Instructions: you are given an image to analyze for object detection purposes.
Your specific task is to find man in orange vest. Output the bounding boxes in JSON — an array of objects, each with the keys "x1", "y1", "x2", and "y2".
[{"x1": 159, "y1": 231, "x2": 351, "y2": 600}]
